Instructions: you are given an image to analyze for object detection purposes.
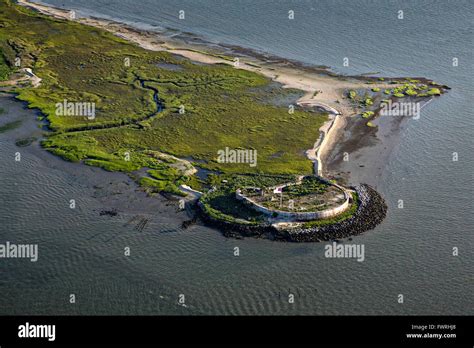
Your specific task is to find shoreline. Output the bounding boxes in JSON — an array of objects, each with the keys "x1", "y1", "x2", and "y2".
[
  {"x1": 16, "y1": 0, "x2": 428, "y2": 181},
  {"x1": 10, "y1": 0, "x2": 447, "y2": 242},
  {"x1": 0, "y1": 92, "x2": 187, "y2": 218}
]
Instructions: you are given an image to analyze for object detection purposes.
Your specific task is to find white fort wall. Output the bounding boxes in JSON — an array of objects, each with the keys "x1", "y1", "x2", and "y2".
[{"x1": 235, "y1": 178, "x2": 351, "y2": 222}]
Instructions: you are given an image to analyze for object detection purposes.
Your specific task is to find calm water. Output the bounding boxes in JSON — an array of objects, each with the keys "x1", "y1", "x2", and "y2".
[{"x1": 1, "y1": 0, "x2": 472, "y2": 315}]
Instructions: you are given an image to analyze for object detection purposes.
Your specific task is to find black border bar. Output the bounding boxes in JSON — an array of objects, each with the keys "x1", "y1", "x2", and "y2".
[{"x1": 0, "y1": 315, "x2": 472, "y2": 345}]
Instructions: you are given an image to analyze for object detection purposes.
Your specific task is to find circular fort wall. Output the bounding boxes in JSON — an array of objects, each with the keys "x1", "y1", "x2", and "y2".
[{"x1": 235, "y1": 178, "x2": 351, "y2": 222}]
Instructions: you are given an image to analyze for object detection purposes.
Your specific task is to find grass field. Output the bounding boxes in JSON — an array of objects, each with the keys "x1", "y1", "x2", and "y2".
[{"x1": 0, "y1": 0, "x2": 327, "y2": 194}]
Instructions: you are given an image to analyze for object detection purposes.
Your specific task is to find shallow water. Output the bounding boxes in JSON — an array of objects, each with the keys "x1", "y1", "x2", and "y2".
[{"x1": 1, "y1": 0, "x2": 473, "y2": 315}]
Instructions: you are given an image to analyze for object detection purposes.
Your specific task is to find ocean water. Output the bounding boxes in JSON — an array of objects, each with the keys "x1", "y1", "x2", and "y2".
[{"x1": 0, "y1": 0, "x2": 472, "y2": 315}]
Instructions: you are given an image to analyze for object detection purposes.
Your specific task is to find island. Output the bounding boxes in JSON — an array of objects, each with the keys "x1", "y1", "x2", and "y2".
[{"x1": 0, "y1": 0, "x2": 448, "y2": 241}]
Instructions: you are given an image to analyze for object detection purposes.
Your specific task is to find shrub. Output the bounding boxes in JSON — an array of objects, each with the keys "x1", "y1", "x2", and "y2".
[
  {"x1": 427, "y1": 88, "x2": 441, "y2": 95},
  {"x1": 362, "y1": 111, "x2": 374, "y2": 118},
  {"x1": 283, "y1": 176, "x2": 329, "y2": 196}
]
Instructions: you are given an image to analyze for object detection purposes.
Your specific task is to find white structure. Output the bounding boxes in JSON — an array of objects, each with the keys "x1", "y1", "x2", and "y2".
[{"x1": 235, "y1": 177, "x2": 351, "y2": 222}]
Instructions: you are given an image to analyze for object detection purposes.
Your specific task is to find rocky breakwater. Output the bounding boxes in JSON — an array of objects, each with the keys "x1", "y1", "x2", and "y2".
[{"x1": 278, "y1": 184, "x2": 387, "y2": 242}]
